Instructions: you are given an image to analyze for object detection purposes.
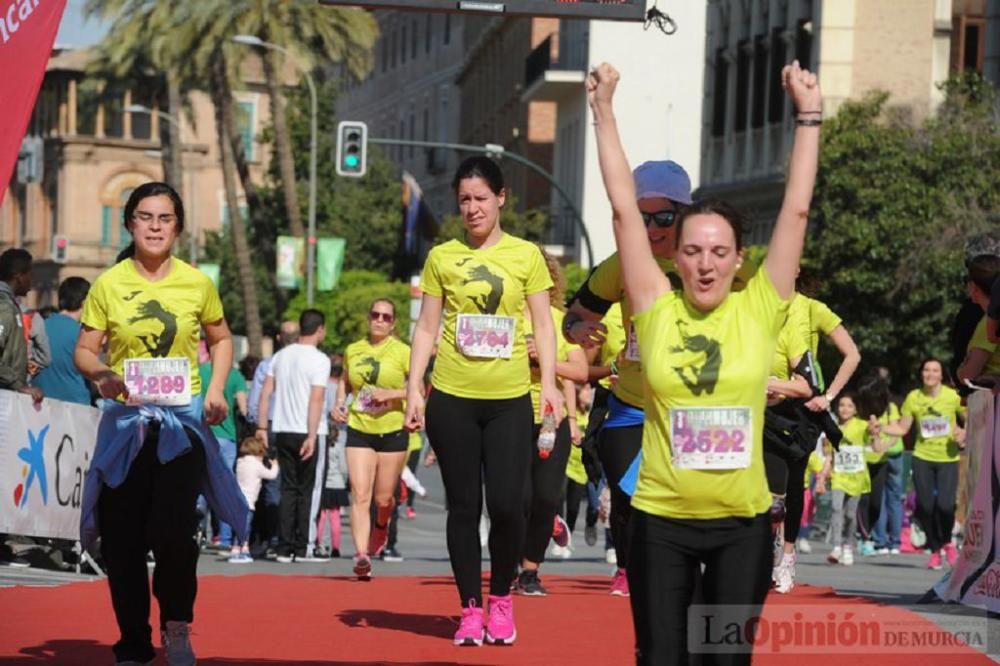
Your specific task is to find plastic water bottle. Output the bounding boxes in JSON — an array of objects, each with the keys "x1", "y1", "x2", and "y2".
[{"x1": 537, "y1": 403, "x2": 556, "y2": 459}]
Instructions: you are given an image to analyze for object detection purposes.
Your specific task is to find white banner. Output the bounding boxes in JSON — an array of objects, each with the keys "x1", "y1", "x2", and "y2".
[{"x1": 0, "y1": 390, "x2": 99, "y2": 541}]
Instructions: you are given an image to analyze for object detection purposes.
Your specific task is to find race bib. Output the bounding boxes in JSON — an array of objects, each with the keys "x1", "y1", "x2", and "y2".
[
  {"x1": 124, "y1": 357, "x2": 192, "y2": 407},
  {"x1": 625, "y1": 326, "x2": 640, "y2": 362},
  {"x1": 456, "y1": 314, "x2": 515, "y2": 359},
  {"x1": 355, "y1": 387, "x2": 389, "y2": 415},
  {"x1": 834, "y1": 445, "x2": 865, "y2": 474},
  {"x1": 919, "y1": 416, "x2": 951, "y2": 440},
  {"x1": 670, "y1": 406, "x2": 752, "y2": 470}
]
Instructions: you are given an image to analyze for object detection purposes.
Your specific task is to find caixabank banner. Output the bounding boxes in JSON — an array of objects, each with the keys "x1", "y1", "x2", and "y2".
[{"x1": 0, "y1": 390, "x2": 99, "y2": 540}]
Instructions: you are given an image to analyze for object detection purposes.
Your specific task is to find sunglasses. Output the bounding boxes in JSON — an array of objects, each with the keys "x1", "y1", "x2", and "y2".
[
  {"x1": 369, "y1": 311, "x2": 394, "y2": 323},
  {"x1": 641, "y1": 209, "x2": 678, "y2": 228}
]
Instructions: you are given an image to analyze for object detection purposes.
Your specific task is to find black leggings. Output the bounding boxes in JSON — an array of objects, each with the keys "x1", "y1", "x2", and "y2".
[
  {"x1": 523, "y1": 419, "x2": 572, "y2": 564},
  {"x1": 563, "y1": 478, "x2": 587, "y2": 533},
  {"x1": 628, "y1": 510, "x2": 772, "y2": 666},
  {"x1": 912, "y1": 458, "x2": 959, "y2": 552},
  {"x1": 425, "y1": 389, "x2": 533, "y2": 606},
  {"x1": 98, "y1": 425, "x2": 205, "y2": 664},
  {"x1": 597, "y1": 423, "x2": 643, "y2": 571},
  {"x1": 857, "y1": 461, "x2": 888, "y2": 540},
  {"x1": 782, "y1": 456, "x2": 808, "y2": 544}
]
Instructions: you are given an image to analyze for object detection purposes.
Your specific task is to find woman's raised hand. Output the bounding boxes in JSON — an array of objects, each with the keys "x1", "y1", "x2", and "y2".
[
  {"x1": 782, "y1": 59, "x2": 821, "y2": 113},
  {"x1": 586, "y1": 62, "x2": 620, "y2": 109}
]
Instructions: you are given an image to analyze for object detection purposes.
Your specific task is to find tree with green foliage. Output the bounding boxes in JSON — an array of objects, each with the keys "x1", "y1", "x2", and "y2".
[
  {"x1": 803, "y1": 75, "x2": 1000, "y2": 387},
  {"x1": 283, "y1": 270, "x2": 412, "y2": 352}
]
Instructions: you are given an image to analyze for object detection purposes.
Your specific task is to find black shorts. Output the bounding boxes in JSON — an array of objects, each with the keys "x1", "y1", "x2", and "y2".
[{"x1": 345, "y1": 427, "x2": 409, "y2": 453}]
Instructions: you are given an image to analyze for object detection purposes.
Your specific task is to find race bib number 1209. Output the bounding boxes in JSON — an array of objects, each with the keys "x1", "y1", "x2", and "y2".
[
  {"x1": 456, "y1": 314, "x2": 515, "y2": 359},
  {"x1": 670, "y1": 406, "x2": 752, "y2": 470},
  {"x1": 124, "y1": 357, "x2": 192, "y2": 406}
]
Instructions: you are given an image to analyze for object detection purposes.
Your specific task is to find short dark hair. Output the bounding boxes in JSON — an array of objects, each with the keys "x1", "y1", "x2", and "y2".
[
  {"x1": 452, "y1": 156, "x2": 505, "y2": 195},
  {"x1": 675, "y1": 200, "x2": 746, "y2": 251},
  {"x1": 58, "y1": 276, "x2": 91, "y2": 311},
  {"x1": 855, "y1": 370, "x2": 891, "y2": 420},
  {"x1": 299, "y1": 309, "x2": 325, "y2": 336},
  {"x1": 0, "y1": 248, "x2": 32, "y2": 281},
  {"x1": 967, "y1": 254, "x2": 1000, "y2": 295}
]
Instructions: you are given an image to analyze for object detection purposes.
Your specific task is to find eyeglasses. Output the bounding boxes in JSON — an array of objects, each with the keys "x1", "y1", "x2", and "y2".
[
  {"x1": 369, "y1": 311, "x2": 394, "y2": 323},
  {"x1": 640, "y1": 209, "x2": 678, "y2": 228},
  {"x1": 133, "y1": 212, "x2": 178, "y2": 226}
]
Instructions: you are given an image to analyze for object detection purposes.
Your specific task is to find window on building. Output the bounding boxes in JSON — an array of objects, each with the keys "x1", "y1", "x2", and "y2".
[
  {"x1": 422, "y1": 107, "x2": 429, "y2": 141},
  {"x1": 425, "y1": 15, "x2": 432, "y2": 54},
  {"x1": 101, "y1": 187, "x2": 134, "y2": 247},
  {"x1": 381, "y1": 36, "x2": 388, "y2": 73},
  {"x1": 734, "y1": 40, "x2": 750, "y2": 133},
  {"x1": 444, "y1": 15, "x2": 451, "y2": 45},
  {"x1": 768, "y1": 27, "x2": 787, "y2": 124},
  {"x1": 751, "y1": 36, "x2": 767, "y2": 129},
  {"x1": 412, "y1": 21, "x2": 418, "y2": 59},
  {"x1": 130, "y1": 90, "x2": 154, "y2": 140},
  {"x1": 391, "y1": 30, "x2": 397, "y2": 68},
  {"x1": 711, "y1": 48, "x2": 729, "y2": 137},
  {"x1": 105, "y1": 93, "x2": 125, "y2": 139},
  {"x1": 235, "y1": 100, "x2": 256, "y2": 161},
  {"x1": 963, "y1": 19, "x2": 985, "y2": 73},
  {"x1": 401, "y1": 25, "x2": 407, "y2": 64},
  {"x1": 795, "y1": 20, "x2": 812, "y2": 70}
]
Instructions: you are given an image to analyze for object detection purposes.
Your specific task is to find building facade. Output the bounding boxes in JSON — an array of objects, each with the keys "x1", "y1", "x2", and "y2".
[
  {"x1": 522, "y1": 2, "x2": 710, "y2": 265},
  {"x1": 0, "y1": 47, "x2": 281, "y2": 306},
  {"x1": 335, "y1": 11, "x2": 466, "y2": 219},
  {"x1": 698, "y1": 0, "x2": 989, "y2": 243}
]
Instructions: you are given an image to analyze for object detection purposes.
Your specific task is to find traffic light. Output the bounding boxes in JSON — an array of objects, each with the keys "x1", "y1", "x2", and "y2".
[
  {"x1": 52, "y1": 235, "x2": 68, "y2": 263},
  {"x1": 336, "y1": 121, "x2": 368, "y2": 178}
]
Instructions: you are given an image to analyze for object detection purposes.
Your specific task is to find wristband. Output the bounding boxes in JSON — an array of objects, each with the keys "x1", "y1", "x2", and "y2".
[
  {"x1": 256, "y1": 427, "x2": 267, "y2": 432},
  {"x1": 795, "y1": 118, "x2": 822, "y2": 127}
]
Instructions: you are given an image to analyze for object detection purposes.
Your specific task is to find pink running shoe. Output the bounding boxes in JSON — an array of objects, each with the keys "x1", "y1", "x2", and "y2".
[
  {"x1": 454, "y1": 602, "x2": 485, "y2": 647},
  {"x1": 485, "y1": 594, "x2": 516, "y2": 645},
  {"x1": 609, "y1": 569, "x2": 630, "y2": 597},
  {"x1": 943, "y1": 543, "x2": 959, "y2": 567},
  {"x1": 927, "y1": 551, "x2": 943, "y2": 570},
  {"x1": 552, "y1": 515, "x2": 571, "y2": 548},
  {"x1": 405, "y1": 507, "x2": 417, "y2": 520}
]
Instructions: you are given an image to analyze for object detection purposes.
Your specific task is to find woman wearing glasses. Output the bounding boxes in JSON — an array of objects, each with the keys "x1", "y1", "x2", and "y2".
[
  {"x1": 75, "y1": 181, "x2": 246, "y2": 665},
  {"x1": 333, "y1": 298, "x2": 411, "y2": 580}
]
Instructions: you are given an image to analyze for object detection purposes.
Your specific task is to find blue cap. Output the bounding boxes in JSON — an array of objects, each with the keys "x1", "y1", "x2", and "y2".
[{"x1": 633, "y1": 160, "x2": 693, "y2": 205}]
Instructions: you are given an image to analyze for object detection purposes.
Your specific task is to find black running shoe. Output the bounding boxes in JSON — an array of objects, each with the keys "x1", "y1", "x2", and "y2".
[{"x1": 515, "y1": 569, "x2": 547, "y2": 596}]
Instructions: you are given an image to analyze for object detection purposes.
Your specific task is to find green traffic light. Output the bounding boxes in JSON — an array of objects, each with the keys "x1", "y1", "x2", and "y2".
[{"x1": 344, "y1": 155, "x2": 360, "y2": 169}]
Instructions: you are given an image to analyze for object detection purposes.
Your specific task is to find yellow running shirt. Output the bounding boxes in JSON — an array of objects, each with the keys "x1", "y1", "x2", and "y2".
[
  {"x1": 968, "y1": 318, "x2": 1000, "y2": 376},
  {"x1": 81, "y1": 257, "x2": 224, "y2": 399},
  {"x1": 901, "y1": 386, "x2": 964, "y2": 463},
  {"x1": 529, "y1": 307, "x2": 580, "y2": 424},
  {"x1": 344, "y1": 336, "x2": 411, "y2": 434},
  {"x1": 629, "y1": 268, "x2": 788, "y2": 520},
  {"x1": 420, "y1": 234, "x2": 552, "y2": 400},
  {"x1": 597, "y1": 304, "x2": 626, "y2": 392},
  {"x1": 829, "y1": 417, "x2": 871, "y2": 496},
  {"x1": 771, "y1": 304, "x2": 810, "y2": 380},
  {"x1": 586, "y1": 252, "x2": 755, "y2": 408}
]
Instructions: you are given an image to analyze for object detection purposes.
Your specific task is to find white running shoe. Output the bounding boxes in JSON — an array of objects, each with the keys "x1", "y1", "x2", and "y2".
[
  {"x1": 796, "y1": 538, "x2": 812, "y2": 554},
  {"x1": 827, "y1": 546, "x2": 842, "y2": 564},
  {"x1": 605, "y1": 547, "x2": 617, "y2": 565},
  {"x1": 841, "y1": 546, "x2": 855, "y2": 566},
  {"x1": 774, "y1": 552, "x2": 795, "y2": 594}
]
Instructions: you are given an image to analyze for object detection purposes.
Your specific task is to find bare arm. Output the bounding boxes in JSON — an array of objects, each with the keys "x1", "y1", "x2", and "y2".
[
  {"x1": 235, "y1": 390, "x2": 248, "y2": 417},
  {"x1": 557, "y1": 346, "x2": 589, "y2": 384},
  {"x1": 587, "y1": 64, "x2": 670, "y2": 316},
  {"x1": 306, "y1": 385, "x2": 325, "y2": 439},
  {"x1": 256, "y1": 375, "x2": 275, "y2": 435},
  {"x1": 958, "y1": 348, "x2": 992, "y2": 383},
  {"x1": 805, "y1": 325, "x2": 861, "y2": 412},
  {"x1": 203, "y1": 318, "x2": 233, "y2": 425},
  {"x1": 75, "y1": 325, "x2": 127, "y2": 400},
  {"x1": 764, "y1": 61, "x2": 822, "y2": 299},
  {"x1": 527, "y1": 290, "x2": 564, "y2": 421},
  {"x1": 405, "y1": 294, "x2": 443, "y2": 430},
  {"x1": 767, "y1": 373, "x2": 813, "y2": 400}
]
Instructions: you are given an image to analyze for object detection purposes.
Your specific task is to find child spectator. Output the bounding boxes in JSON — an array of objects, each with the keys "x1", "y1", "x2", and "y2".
[{"x1": 231, "y1": 437, "x2": 279, "y2": 563}]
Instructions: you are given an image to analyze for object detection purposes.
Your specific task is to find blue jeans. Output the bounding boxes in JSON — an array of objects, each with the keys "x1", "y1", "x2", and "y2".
[
  {"x1": 873, "y1": 454, "x2": 904, "y2": 549},
  {"x1": 238, "y1": 510, "x2": 255, "y2": 549},
  {"x1": 216, "y1": 437, "x2": 238, "y2": 546}
]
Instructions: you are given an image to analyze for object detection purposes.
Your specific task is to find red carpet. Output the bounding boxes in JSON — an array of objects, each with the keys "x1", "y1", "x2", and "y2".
[{"x1": 0, "y1": 575, "x2": 990, "y2": 665}]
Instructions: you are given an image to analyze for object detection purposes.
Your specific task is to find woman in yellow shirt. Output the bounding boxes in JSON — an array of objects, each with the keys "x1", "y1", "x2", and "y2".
[
  {"x1": 405, "y1": 157, "x2": 562, "y2": 647},
  {"x1": 876, "y1": 358, "x2": 965, "y2": 570},
  {"x1": 588, "y1": 60, "x2": 821, "y2": 664},
  {"x1": 333, "y1": 298, "x2": 410, "y2": 579}
]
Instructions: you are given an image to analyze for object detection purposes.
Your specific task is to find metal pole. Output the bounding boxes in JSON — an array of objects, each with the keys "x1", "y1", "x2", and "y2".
[
  {"x1": 367, "y1": 137, "x2": 594, "y2": 268},
  {"x1": 305, "y1": 73, "x2": 318, "y2": 306}
]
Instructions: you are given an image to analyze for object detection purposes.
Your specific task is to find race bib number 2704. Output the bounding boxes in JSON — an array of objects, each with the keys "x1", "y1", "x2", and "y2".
[{"x1": 456, "y1": 314, "x2": 515, "y2": 359}]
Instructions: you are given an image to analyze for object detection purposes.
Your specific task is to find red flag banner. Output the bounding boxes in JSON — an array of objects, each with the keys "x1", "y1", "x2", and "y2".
[{"x1": 0, "y1": 0, "x2": 67, "y2": 206}]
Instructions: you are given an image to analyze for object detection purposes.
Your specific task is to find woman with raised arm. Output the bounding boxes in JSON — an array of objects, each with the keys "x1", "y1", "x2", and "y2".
[
  {"x1": 587, "y1": 61, "x2": 821, "y2": 664},
  {"x1": 404, "y1": 156, "x2": 563, "y2": 647}
]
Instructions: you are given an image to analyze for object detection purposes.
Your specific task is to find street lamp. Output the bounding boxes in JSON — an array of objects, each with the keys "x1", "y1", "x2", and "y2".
[
  {"x1": 125, "y1": 104, "x2": 199, "y2": 264},
  {"x1": 233, "y1": 34, "x2": 319, "y2": 306}
]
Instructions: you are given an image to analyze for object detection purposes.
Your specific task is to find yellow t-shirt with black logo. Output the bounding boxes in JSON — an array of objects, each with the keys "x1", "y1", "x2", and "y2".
[
  {"x1": 968, "y1": 318, "x2": 1000, "y2": 376},
  {"x1": 81, "y1": 258, "x2": 224, "y2": 399},
  {"x1": 901, "y1": 386, "x2": 964, "y2": 463},
  {"x1": 829, "y1": 417, "x2": 871, "y2": 496},
  {"x1": 420, "y1": 234, "x2": 552, "y2": 400},
  {"x1": 529, "y1": 307, "x2": 580, "y2": 424},
  {"x1": 587, "y1": 252, "x2": 755, "y2": 408},
  {"x1": 630, "y1": 268, "x2": 789, "y2": 520},
  {"x1": 597, "y1": 304, "x2": 626, "y2": 392},
  {"x1": 771, "y1": 302, "x2": 810, "y2": 380},
  {"x1": 345, "y1": 336, "x2": 410, "y2": 434},
  {"x1": 864, "y1": 403, "x2": 901, "y2": 463}
]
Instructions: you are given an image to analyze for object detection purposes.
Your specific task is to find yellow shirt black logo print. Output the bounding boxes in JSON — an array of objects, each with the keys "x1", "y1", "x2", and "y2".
[
  {"x1": 458, "y1": 261, "x2": 505, "y2": 315},
  {"x1": 359, "y1": 356, "x2": 381, "y2": 385},
  {"x1": 128, "y1": 298, "x2": 178, "y2": 358},
  {"x1": 670, "y1": 320, "x2": 722, "y2": 396}
]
